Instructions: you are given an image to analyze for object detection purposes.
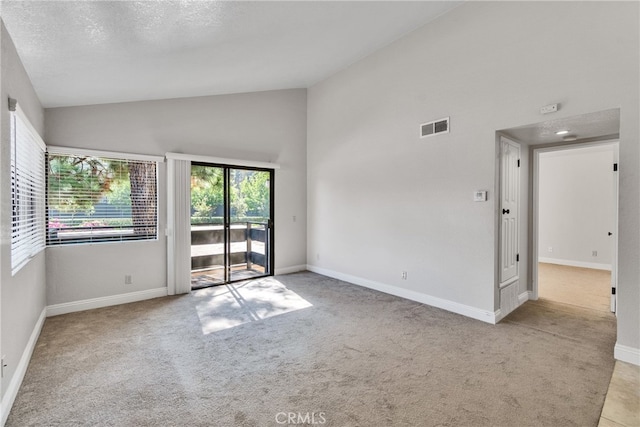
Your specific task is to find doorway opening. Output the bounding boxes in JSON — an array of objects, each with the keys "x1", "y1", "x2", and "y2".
[
  {"x1": 190, "y1": 163, "x2": 274, "y2": 289},
  {"x1": 534, "y1": 142, "x2": 618, "y2": 313},
  {"x1": 496, "y1": 108, "x2": 620, "y2": 320}
]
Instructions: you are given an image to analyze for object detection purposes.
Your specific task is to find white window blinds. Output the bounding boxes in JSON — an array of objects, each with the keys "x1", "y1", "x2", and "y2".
[
  {"x1": 46, "y1": 148, "x2": 159, "y2": 246},
  {"x1": 10, "y1": 100, "x2": 46, "y2": 275}
]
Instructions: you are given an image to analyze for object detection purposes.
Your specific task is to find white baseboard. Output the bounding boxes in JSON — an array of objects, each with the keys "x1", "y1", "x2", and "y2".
[
  {"x1": 494, "y1": 290, "x2": 531, "y2": 323},
  {"x1": 519, "y1": 290, "x2": 532, "y2": 305},
  {"x1": 538, "y1": 257, "x2": 612, "y2": 271},
  {"x1": 275, "y1": 265, "x2": 307, "y2": 275},
  {"x1": 614, "y1": 343, "x2": 640, "y2": 366},
  {"x1": 1, "y1": 307, "x2": 46, "y2": 427},
  {"x1": 306, "y1": 264, "x2": 497, "y2": 324},
  {"x1": 46, "y1": 287, "x2": 168, "y2": 317}
]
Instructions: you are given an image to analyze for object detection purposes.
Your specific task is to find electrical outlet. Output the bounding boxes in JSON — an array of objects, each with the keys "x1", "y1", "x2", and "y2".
[
  {"x1": 125, "y1": 275, "x2": 132, "y2": 285},
  {"x1": 592, "y1": 250, "x2": 598, "y2": 257},
  {"x1": 292, "y1": 215, "x2": 297, "y2": 222},
  {"x1": 548, "y1": 247, "x2": 553, "y2": 253},
  {"x1": 401, "y1": 271, "x2": 407, "y2": 280},
  {"x1": 316, "y1": 253, "x2": 320, "y2": 261}
]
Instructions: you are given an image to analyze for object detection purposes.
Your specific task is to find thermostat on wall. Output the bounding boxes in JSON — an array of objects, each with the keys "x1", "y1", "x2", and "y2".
[{"x1": 474, "y1": 190, "x2": 488, "y2": 202}]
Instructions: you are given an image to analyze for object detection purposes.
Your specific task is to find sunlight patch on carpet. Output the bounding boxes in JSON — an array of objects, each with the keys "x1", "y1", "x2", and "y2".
[{"x1": 193, "y1": 277, "x2": 313, "y2": 334}]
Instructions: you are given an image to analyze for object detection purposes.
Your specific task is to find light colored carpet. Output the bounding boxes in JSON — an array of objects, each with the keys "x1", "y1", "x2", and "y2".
[
  {"x1": 7, "y1": 272, "x2": 616, "y2": 426},
  {"x1": 538, "y1": 262, "x2": 611, "y2": 312}
]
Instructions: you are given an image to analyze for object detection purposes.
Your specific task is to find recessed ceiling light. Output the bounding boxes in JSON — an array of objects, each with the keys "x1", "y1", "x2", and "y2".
[
  {"x1": 563, "y1": 135, "x2": 578, "y2": 142},
  {"x1": 555, "y1": 130, "x2": 570, "y2": 135}
]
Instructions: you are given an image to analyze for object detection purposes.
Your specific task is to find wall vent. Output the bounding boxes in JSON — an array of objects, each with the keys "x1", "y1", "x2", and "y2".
[{"x1": 420, "y1": 117, "x2": 449, "y2": 138}]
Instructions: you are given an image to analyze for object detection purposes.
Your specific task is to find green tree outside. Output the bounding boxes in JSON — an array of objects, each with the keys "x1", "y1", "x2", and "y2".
[
  {"x1": 190, "y1": 167, "x2": 270, "y2": 224},
  {"x1": 48, "y1": 155, "x2": 156, "y2": 235}
]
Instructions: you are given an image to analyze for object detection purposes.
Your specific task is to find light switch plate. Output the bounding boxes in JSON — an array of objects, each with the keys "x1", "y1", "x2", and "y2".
[{"x1": 474, "y1": 190, "x2": 487, "y2": 202}]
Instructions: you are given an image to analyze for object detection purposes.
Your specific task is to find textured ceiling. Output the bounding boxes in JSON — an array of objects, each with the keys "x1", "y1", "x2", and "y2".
[{"x1": 1, "y1": 1, "x2": 462, "y2": 108}]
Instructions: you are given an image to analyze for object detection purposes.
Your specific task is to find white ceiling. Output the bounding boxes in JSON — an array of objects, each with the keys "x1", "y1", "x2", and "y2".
[{"x1": 0, "y1": 1, "x2": 462, "y2": 108}]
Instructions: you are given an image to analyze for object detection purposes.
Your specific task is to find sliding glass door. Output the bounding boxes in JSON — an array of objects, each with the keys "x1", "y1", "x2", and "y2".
[
  {"x1": 191, "y1": 164, "x2": 225, "y2": 287},
  {"x1": 228, "y1": 168, "x2": 272, "y2": 282},
  {"x1": 190, "y1": 163, "x2": 273, "y2": 289}
]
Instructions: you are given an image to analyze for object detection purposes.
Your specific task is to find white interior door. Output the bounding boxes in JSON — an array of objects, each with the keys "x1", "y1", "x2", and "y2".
[{"x1": 500, "y1": 137, "x2": 520, "y2": 285}]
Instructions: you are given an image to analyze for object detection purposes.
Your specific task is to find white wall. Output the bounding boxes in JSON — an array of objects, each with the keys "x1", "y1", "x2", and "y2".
[
  {"x1": 307, "y1": 0, "x2": 639, "y2": 354},
  {"x1": 538, "y1": 146, "x2": 615, "y2": 269},
  {"x1": 0, "y1": 21, "x2": 46, "y2": 415},
  {"x1": 45, "y1": 89, "x2": 307, "y2": 305}
]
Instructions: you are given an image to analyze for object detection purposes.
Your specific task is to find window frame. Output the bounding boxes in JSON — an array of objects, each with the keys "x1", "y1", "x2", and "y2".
[{"x1": 45, "y1": 146, "x2": 163, "y2": 247}]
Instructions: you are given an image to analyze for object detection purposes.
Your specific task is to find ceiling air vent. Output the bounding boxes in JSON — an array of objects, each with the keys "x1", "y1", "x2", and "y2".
[{"x1": 420, "y1": 117, "x2": 449, "y2": 138}]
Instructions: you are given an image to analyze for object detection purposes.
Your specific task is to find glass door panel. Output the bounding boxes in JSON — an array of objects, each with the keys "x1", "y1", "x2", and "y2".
[
  {"x1": 190, "y1": 165, "x2": 226, "y2": 289},
  {"x1": 190, "y1": 164, "x2": 273, "y2": 289},
  {"x1": 229, "y1": 168, "x2": 272, "y2": 282}
]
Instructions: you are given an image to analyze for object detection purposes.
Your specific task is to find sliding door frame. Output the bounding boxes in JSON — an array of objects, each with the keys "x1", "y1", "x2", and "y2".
[{"x1": 192, "y1": 161, "x2": 275, "y2": 286}]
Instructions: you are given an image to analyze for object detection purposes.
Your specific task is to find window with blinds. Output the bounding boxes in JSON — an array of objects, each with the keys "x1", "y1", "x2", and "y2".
[
  {"x1": 46, "y1": 151, "x2": 158, "y2": 246},
  {"x1": 10, "y1": 101, "x2": 46, "y2": 275}
]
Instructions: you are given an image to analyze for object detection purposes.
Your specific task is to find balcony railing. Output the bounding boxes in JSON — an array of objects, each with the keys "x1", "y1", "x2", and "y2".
[{"x1": 190, "y1": 221, "x2": 270, "y2": 274}]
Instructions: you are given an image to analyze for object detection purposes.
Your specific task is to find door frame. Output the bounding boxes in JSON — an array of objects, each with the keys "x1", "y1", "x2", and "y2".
[
  {"x1": 530, "y1": 138, "x2": 619, "y2": 307},
  {"x1": 191, "y1": 161, "x2": 275, "y2": 287}
]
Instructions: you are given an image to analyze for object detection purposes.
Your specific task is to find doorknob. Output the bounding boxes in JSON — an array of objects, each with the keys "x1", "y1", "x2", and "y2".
[
  {"x1": 502, "y1": 209, "x2": 510, "y2": 214},
  {"x1": 608, "y1": 232, "x2": 613, "y2": 236}
]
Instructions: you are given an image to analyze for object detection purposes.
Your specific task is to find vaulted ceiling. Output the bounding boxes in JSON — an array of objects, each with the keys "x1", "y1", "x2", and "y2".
[{"x1": 1, "y1": 1, "x2": 462, "y2": 108}]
